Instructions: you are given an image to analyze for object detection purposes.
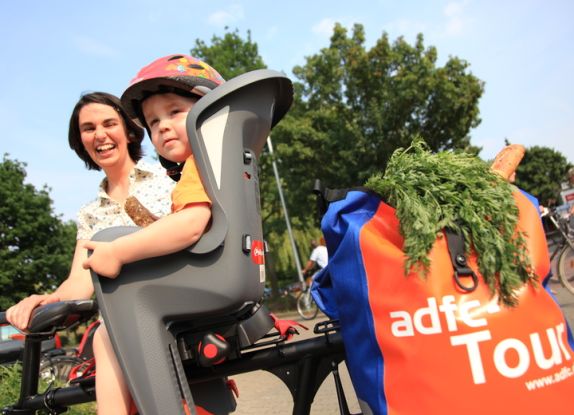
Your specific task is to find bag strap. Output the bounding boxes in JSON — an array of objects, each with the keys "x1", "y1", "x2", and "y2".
[
  {"x1": 313, "y1": 179, "x2": 351, "y2": 216},
  {"x1": 444, "y1": 227, "x2": 478, "y2": 292},
  {"x1": 313, "y1": 179, "x2": 376, "y2": 216}
]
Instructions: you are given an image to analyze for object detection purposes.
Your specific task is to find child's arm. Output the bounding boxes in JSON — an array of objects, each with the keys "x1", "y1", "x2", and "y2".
[{"x1": 82, "y1": 204, "x2": 211, "y2": 278}]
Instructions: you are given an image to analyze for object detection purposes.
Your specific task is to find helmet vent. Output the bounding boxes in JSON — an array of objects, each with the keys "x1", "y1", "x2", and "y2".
[{"x1": 168, "y1": 55, "x2": 185, "y2": 61}]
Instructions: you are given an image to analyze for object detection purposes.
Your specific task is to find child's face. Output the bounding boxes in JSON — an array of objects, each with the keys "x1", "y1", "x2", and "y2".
[
  {"x1": 142, "y1": 92, "x2": 198, "y2": 163},
  {"x1": 79, "y1": 103, "x2": 131, "y2": 170}
]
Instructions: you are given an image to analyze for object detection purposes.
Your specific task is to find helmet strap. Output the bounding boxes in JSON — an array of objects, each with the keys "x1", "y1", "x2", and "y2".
[{"x1": 159, "y1": 156, "x2": 183, "y2": 182}]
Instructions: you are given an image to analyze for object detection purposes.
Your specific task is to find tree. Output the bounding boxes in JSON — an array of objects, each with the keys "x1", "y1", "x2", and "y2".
[
  {"x1": 190, "y1": 24, "x2": 486, "y2": 283},
  {"x1": 269, "y1": 24, "x2": 484, "y2": 241},
  {"x1": 0, "y1": 155, "x2": 77, "y2": 309},
  {"x1": 514, "y1": 146, "x2": 572, "y2": 206},
  {"x1": 191, "y1": 28, "x2": 266, "y2": 80}
]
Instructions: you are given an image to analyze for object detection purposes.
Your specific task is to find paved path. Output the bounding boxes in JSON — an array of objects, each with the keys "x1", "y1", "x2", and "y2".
[
  {"x1": 231, "y1": 253, "x2": 574, "y2": 414},
  {"x1": 231, "y1": 312, "x2": 361, "y2": 415}
]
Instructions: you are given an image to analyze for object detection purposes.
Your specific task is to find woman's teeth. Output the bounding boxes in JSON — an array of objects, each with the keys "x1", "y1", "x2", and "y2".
[{"x1": 96, "y1": 144, "x2": 116, "y2": 153}]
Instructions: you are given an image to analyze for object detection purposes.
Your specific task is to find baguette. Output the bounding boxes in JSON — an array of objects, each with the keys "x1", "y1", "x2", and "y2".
[
  {"x1": 491, "y1": 144, "x2": 526, "y2": 181},
  {"x1": 124, "y1": 196, "x2": 159, "y2": 227}
]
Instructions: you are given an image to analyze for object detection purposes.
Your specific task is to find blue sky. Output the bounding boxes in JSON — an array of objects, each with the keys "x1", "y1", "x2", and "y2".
[{"x1": 1, "y1": 0, "x2": 572, "y2": 221}]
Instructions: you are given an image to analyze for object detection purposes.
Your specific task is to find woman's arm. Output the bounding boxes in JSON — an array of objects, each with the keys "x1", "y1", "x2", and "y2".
[
  {"x1": 6, "y1": 240, "x2": 95, "y2": 330},
  {"x1": 82, "y1": 204, "x2": 211, "y2": 278}
]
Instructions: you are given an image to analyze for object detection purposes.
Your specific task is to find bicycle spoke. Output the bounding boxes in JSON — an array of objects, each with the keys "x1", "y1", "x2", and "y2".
[{"x1": 558, "y1": 245, "x2": 574, "y2": 295}]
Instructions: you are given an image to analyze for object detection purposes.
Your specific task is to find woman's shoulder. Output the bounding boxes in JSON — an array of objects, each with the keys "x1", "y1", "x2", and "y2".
[
  {"x1": 77, "y1": 178, "x2": 109, "y2": 217},
  {"x1": 134, "y1": 159, "x2": 175, "y2": 191},
  {"x1": 135, "y1": 159, "x2": 169, "y2": 177}
]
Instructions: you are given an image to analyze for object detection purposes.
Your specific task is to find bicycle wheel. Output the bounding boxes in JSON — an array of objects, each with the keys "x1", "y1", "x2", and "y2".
[
  {"x1": 297, "y1": 289, "x2": 319, "y2": 320},
  {"x1": 39, "y1": 355, "x2": 83, "y2": 384},
  {"x1": 558, "y1": 244, "x2": 574, "y2": 295}
]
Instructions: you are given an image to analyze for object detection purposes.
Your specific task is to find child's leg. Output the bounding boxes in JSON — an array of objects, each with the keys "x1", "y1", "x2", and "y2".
[{"x1": 93, "y1": 324, "x2": 132, "y2": 415}]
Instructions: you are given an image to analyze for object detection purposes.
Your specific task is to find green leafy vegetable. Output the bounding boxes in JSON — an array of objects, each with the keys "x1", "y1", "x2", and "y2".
[{"x1": 365, "y1": 138, "x2": 534, "y2": 307}]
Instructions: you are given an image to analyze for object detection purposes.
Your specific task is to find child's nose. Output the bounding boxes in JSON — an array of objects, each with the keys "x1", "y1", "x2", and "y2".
[{"x1": 159, "y1": 119, "x2": 171, "y2": 133}]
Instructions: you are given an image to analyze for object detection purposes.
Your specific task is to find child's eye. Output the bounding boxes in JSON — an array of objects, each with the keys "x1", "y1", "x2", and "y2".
[
  {"x1": 170, "y1": 108, "x2": 182, "y2": 116},
  {"x1": 147, "y1": 118, "x2": 159, "y2": 127}
]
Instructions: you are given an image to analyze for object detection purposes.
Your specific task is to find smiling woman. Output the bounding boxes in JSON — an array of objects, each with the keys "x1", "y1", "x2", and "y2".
[
  {"x1": 5, "y1": 91, "x2": 176, "y2": 415},
  {"x1": 5, "y1": 91, "x2": 174, "y2": 334}
]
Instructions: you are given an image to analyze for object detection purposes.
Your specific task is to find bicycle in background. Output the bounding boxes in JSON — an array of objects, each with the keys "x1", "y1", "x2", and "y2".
[
  {"x1": 297, "y1": 273, "x2": 320, "y2": 320},
  {"x1": 543, "y1": 207, "x2": 574, "y2": 294}
]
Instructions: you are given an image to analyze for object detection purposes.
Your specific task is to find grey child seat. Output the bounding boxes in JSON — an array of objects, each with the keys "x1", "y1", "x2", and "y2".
[{"x1": 90, "y1": 69, "x2": 293, "y2": 415}]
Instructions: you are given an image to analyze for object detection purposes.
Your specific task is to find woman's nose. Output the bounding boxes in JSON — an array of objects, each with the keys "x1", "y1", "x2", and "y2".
[{"x1": 94, "y1": 126, "x2": 106, "y2": 139}]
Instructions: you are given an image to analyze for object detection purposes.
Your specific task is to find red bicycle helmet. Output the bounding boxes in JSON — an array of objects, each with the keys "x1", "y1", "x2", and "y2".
[{"x1": 121, "y1": 54, "x2": 225, "y2": 125}]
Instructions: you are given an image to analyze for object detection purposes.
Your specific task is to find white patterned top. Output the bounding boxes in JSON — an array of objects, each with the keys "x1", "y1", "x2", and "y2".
[{"x1": 76, "y1": 160, "x2": 175, "y2": 240}]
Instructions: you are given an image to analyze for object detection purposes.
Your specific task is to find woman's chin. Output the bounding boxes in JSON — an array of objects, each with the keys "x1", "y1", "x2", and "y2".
[{"x1": 94, "y1": 151, "x2": 120, "y2": 168}]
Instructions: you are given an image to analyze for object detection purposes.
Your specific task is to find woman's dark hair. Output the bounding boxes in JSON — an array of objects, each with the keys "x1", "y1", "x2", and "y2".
[{"x1": 68, "y1": 91, "x2": 145, "y2": 171}]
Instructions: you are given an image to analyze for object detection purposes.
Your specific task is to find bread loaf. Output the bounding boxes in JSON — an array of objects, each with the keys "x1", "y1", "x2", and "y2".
[
  {"x1": 124, "y1": 196, "x2": 158, "y2": 227},
  {"x1": 491, "y1": 144, "x2": 526, "y2": 181}
]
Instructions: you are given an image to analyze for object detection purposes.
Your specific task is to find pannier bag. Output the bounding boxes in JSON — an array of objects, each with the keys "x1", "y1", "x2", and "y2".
[{"x1": 312, "y1": 188, "x2": 574, "y2": 415}]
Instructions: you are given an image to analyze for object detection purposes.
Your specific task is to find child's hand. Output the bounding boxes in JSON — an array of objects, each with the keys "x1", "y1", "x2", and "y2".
[{"x1": 82, "y1": 240, "x2": 123, "y2": 279}]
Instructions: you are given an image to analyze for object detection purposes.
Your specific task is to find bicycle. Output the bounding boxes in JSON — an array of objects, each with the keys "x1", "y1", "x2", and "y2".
[
  {"x1": 0, "y1": 71, "x2": 359, "y2": 415},
  {"x1": 543, "y1": 207, "x2": 574, "y2": 294},
  {"x1": 297, "y1": 279, "x2": 319, "y2": 320},
  {"x1": 0, "y1": 301, "x2": 355, "y2": 415}
]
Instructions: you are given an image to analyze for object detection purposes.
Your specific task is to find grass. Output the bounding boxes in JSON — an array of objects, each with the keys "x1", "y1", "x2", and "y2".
[{"x1": 0, "y1": 362, "x2": 96, "y2": 414}]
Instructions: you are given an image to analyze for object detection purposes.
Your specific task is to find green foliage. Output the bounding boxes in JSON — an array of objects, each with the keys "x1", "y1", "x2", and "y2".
[
  {"x1": 0, "y1": 155, "x2": 76, "y2": 309},
  {"x1": 0, "y1": 364, "x2": 21, "y2": 408},
  {"x1": 514, "y1": 145, "x2": 572, "y2": 206},
  {"x1": 0, "y1": 363, "x2": 95, "y2": 414},
  {"x1": 269, "y1": 23, "x2": 484, "y2": 233},
  {"x1": 190, "y1": 24, "x2": 485, "y2": 282},
  {"x1": 191, "y1": 27, "x2": 266, "y2": 80},
  {"x1": 365, "y1": 139, "x2": 533, "y2": 307}
]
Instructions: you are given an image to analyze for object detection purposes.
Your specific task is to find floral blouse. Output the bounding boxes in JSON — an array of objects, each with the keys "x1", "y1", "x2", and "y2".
[{"x1": 76, "y1": 160, "x2": 175, "y2": 240}]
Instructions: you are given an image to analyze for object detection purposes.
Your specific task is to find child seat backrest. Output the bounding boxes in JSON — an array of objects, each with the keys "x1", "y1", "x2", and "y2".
[{"x1": 90, "y1": 70, "x2": 293, "y2": 415}]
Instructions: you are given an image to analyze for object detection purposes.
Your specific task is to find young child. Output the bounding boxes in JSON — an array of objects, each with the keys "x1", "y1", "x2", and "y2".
[{"x1": 83, "y1": 54, "x2": 225, "y2": 415}]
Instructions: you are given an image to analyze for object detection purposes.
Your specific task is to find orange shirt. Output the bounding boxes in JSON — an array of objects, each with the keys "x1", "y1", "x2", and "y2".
[{"x1": 171, "y1": 156, "x2": 211, "y2": 213}]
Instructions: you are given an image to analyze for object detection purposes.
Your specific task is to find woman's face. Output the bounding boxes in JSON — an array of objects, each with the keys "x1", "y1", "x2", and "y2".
[{"x1": 79, "y1": 103, "x2": 131, "y2": 171}]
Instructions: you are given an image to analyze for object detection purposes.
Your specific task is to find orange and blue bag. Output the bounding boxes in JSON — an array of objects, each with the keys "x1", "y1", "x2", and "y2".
[{"x1": 312, "y1": 188, "x2": 574, "y2": 415}]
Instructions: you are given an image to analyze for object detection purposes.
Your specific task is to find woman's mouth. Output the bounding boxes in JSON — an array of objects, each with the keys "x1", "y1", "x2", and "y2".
[{"x1": 96, "y1": 143, "x2": 117, "y2": 153}]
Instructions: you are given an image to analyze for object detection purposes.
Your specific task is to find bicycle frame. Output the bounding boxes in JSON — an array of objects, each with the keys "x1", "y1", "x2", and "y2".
[
  {"x1": 1, "y1": 70, "x2": 361, "y2": 415},
  {"x1": 1, "y1": 302, "x2": 357, "y2": 415},
  {"x1": 546, "y1": 210, "x2": 574, "y2": 253}
]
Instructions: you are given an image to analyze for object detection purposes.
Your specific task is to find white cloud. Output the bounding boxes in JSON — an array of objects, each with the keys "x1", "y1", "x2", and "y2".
[
  {"x1": 265, "y1": 26, "x2": 278, "y2": 40},
  {"x1": 208, "y1": 5, "x2": 244, "y2": 27},
  {"x1": 72, "y1": 36, "x2": 118, "y2": 58},
  {"x1": 444, "y1": 2, "x2": 463, "y2": 17},
  {"x1": 312, "y1": 18, "x2": 336, "y2": 37},
  {"x1": 443, "y1": 1, "x2": 467, "y2": 36}
]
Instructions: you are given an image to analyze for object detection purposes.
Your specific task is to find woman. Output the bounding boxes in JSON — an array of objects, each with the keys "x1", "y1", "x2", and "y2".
[{"x1": 6, "y1": 92, "x2": 175, "y2": 414}]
